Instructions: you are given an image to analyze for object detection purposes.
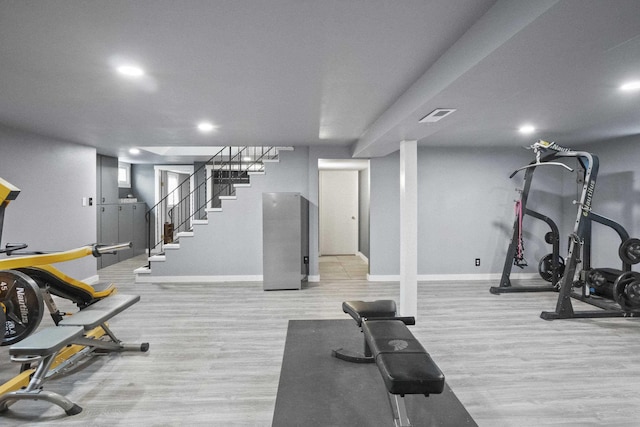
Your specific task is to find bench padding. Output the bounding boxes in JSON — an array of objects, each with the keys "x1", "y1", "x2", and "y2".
[
  {"x1": 342, "y1": 300, "x2": 396, "y2": 326},
  {"x1": 17, "y1": 266, "x2": 115, "y2": 305},
  {"x1": 363, "y1": 320, "x2": 445, "y2": 395},
  {"x1": 10, "y1": 326, "x2": 85, "y2": 356},
  {"x1": 59, "y1": 294, "x2": 140, "y2": 329}
]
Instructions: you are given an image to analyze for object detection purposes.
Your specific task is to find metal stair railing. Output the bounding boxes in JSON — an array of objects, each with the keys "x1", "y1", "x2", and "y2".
[{"x1": 145, "y1": 146, "x2": 280, "y2": 267}]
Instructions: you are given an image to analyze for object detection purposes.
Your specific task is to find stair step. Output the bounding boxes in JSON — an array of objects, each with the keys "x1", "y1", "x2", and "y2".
[
  {"x1": 206, "y1": 208, "x2": 222, "y2": 213},
  {"x1": 263, "y1": 159, "x2": 279, "y2": 163},
  {"x1": 163, "y1": 243, "x2": 180, "y2": 250},
  {"x1": 234, "y1": 183, "x2": 251, "y2": 188},
  {"x1": 276, "y1": 146, "x2": 294, "y2": 151},
  {"x1": 248, "y1": 171, "x2": 265, "y2": 175},
  {"x1": 134, "y1": 266, "x2": 151, "y2": 274},
  {"x1": 192, "y1": 219, "x2": 208, "y2": 225},
  {"x1": 176, "y1": 231, "x2": 194, "y2": 238},
  {"x1": 219, "y1": 196, "x2": 237, "y2": 200},
  {"x1": 149, "y1": 255, "x2": 166, "y2": 262}
]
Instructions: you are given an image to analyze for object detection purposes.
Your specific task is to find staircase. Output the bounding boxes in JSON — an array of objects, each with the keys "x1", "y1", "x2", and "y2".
[{"x1": 135, "y1": 146, "x2": 300, "y2": 283}]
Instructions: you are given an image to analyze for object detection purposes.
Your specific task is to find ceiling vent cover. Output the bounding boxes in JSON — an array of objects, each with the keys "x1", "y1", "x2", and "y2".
[{"x1": 419, "y1": 108, "x2": 456, "y2": 123}]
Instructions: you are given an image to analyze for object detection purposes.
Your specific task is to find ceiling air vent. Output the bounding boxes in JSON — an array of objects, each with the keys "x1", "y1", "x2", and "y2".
[{"x1": 419, "y1": 108, "x2": 456, "y2": 123}]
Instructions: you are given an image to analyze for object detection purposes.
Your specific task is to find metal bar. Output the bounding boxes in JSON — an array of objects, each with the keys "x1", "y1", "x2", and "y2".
[
  {"x1": 549, "y1": 151, "x2": 598, "y2": 317},
  {"x1": 387, "y1": 393, "x2": 412, "y2": 427}
]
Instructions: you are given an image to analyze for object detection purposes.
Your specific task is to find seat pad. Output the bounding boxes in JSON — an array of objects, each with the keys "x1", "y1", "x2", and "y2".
[{"x1": 363, "y1": 320, "x2": 445, "y2": 395}]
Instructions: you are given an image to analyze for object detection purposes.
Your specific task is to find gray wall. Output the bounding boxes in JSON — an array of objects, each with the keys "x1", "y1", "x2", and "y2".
[
  {"x1": 369, "y1": 152, "x2": 400, "y2": 276},
  {"x1": 132, "y1": 163, "x2": 155, "y2": 210},
  {"x1": 5, "y1": 128, "x2": 636, "y2": 281},
  {"x1": 151, "y1": 147, "x2": 311, "y2": 276},
  {"x1": 369, "y1": 146, "x2": 568, "y2": 277},
  {"x1": 0, "y1": 125, "x2": 97, "y2": 280}
]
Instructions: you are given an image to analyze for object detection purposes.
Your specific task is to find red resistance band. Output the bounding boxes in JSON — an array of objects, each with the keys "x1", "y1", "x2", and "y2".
[{"x1": 514, "y1": 200, "x2": 527, "y2": 268}]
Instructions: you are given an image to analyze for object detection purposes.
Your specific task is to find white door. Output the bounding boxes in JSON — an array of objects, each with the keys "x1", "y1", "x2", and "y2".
[{"x1": 319, "y1": 170, "x2": 358, "y2": 255}]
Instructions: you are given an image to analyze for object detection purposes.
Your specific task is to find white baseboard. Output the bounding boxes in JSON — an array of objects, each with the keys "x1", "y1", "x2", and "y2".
[
  {"x1": 367, "y1": 274, "x2": 401, "y2": 282},
  {"x1": 136, "y1": 275, "x2": 263, "y2": 283},
  {"x1": 367, "y1": 272, "x2": 539, "y2": 282},
  {"x1": 356, "y1": 252, "x2": 369, "y2": 263},
  {"x1": 136, "y1": 272, "x2": 539, "y2": 284}
]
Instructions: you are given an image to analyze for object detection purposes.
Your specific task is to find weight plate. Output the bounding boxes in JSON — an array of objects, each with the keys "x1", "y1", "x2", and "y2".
[
  {"x1": 544, "y1": 232, "x2": 555, "y2": 245},
  {"x1": 619, "y1": 238, "x2": 640, "y2": 265},
  {"x1": 0, "y1": 270, "x2": 44, "y2": 346},
  {"x1": 586, "y1": 269, "x2": 607, "y2": 288},
  {"x1": 538, "y1": 254, "x2": 566, "y2": 282},
  {"x1": 613, "y1": 271, "x2": 640, "y2": 311}
]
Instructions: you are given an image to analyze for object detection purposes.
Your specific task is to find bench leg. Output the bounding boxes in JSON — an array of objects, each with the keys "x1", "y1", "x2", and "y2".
[
  {"x1": 332, "y1": 334, "x2": 374, "y2": 363},
  {"x1": 75, "y1": 324, "x2": 150, "y2": 353},
  {"x1": 0, "y1": 389, "x2": 82, "y2": 416},
  {"x1": 0, "y1": 353, "x2": 82, "y2": 416},
  {"x1": 388, "y1": 393, "x2": 411, "y2": 427}
]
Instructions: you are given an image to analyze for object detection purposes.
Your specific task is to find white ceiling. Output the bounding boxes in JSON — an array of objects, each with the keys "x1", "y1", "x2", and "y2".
[{"x1": 1, "y1": 1, "x2": 639, "y2": 164}]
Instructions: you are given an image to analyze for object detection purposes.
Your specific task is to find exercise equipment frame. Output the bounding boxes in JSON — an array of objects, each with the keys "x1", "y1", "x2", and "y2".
[
  {"x1": 491, "y1": 144, "x2": 569, "y2": 294},
  {"x1": 490, "y1": 142, "x2": 640, "y2": 319}
]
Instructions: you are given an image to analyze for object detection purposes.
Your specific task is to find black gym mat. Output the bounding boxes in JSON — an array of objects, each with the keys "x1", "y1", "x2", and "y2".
[{"x1": 273, "y1": 319, "x2": 477, "y2": 427}]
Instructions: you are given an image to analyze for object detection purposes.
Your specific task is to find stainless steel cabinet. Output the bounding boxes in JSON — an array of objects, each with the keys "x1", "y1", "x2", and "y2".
[{"x1": 262, "y1": 193, "x2": 309, "y2": 290}]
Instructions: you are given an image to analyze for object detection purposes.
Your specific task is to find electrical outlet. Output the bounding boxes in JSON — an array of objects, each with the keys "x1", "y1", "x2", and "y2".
[{"x1": 475, "y1": 258, "x2": 481, "y2": 267}]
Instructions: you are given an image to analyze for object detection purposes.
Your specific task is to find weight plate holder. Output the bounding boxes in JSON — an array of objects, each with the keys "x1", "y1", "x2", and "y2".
[
  {"x1": 538, "y1": 253, "x2": 565, "y2": 282},
  {"x1": 0, "y1": 269, "x2": 44, "y2": 346},
  {"x1": 613, "y1": 271, "x2": 640, "y2": 311},
  {"x1": 619, "y1": 238, "x2": 640, "y2": 265}
]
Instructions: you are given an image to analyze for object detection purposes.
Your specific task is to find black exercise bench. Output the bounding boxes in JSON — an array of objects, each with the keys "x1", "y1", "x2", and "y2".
[
  {"x1": 0, "y1": 293, "x2": 148, "y2": 416},
  {"x1": 334, "y1": 300, "x2": 445, "y2": 427}
]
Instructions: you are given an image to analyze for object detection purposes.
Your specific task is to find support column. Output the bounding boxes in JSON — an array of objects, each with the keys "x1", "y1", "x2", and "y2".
[{"x1": 399, "y1": 140, "x2": 418, "y2": 318}]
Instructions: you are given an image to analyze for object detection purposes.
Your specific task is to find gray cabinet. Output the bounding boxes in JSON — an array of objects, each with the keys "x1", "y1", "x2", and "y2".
[
  {"x1": 96, "y1": 154, "x2": 147, "y2": 269},
  {"x1": 98, "y1": 202, "x2": 147, "y2": 268},
  {"x1": 97, "y1": 155, "x2": 118, "y2": 205},
  {"x1": 262, "y1": 193, "x2": 309, "y2": 290},
  {"x1": 117, "y1": 205, "x2": 134, "y2": 262},
  {"x1": 97, "y1": 204, "x2": 119, "y2": 269}
]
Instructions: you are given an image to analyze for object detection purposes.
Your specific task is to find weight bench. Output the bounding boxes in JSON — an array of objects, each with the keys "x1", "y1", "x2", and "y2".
[
  {"x1": 332, "y1": 300, "x2": 403, "y2": 363},
  {"x1": 0, "y1": 293, "x2": 148, "y2": 416},
  {"x1": 334, "y1": 300, "x2": 445, "y2": 427}
]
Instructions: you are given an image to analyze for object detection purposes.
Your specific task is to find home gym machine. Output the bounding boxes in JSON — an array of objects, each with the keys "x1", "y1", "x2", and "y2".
[
  {"x1": 490, "y1": 142, "x2": 640, "y2": 319},
  {"x1": 490, "y1": 140, "x2": 571, "y2": 294},
  {"x1": 0, "y1": 177, "x2": 148, "y2": 415}
]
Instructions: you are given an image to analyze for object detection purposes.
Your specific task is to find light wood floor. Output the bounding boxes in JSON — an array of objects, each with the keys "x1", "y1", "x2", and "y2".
[
  {"x1": 2, "y1": 257, "x2": 640, "y2": 426},
  {"x1": 319, "y1": 255, "x2": 368, "y2": 280}
]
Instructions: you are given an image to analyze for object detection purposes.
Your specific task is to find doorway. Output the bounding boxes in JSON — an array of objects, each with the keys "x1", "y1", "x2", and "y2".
[
  {"x1": 319, "y1": 169, "x2": 358, "y2": 255},
  {"x1": 318, "y1": 159, "x2": 370, "y2": 280}
]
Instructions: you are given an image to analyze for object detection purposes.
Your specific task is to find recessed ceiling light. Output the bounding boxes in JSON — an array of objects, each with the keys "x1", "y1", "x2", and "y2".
[
  {"x1": 129, "y1": 148, "x2": 140, "y2": 155},
  {"x1": 519, "y1": 124, "x2": 536, "y2": 134},
  {"x1": 620, "y1": 81, "x2": 640, "y2": 92},
  {"x1": 116, "y1": 65, "x2": 145, "y2": 78},
  {"x1": 419, "y1": 108, "x2": 456, "y2": 123},
  {"x1": 197, "y1": 122, "x2": 216, "y2": 133}
]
